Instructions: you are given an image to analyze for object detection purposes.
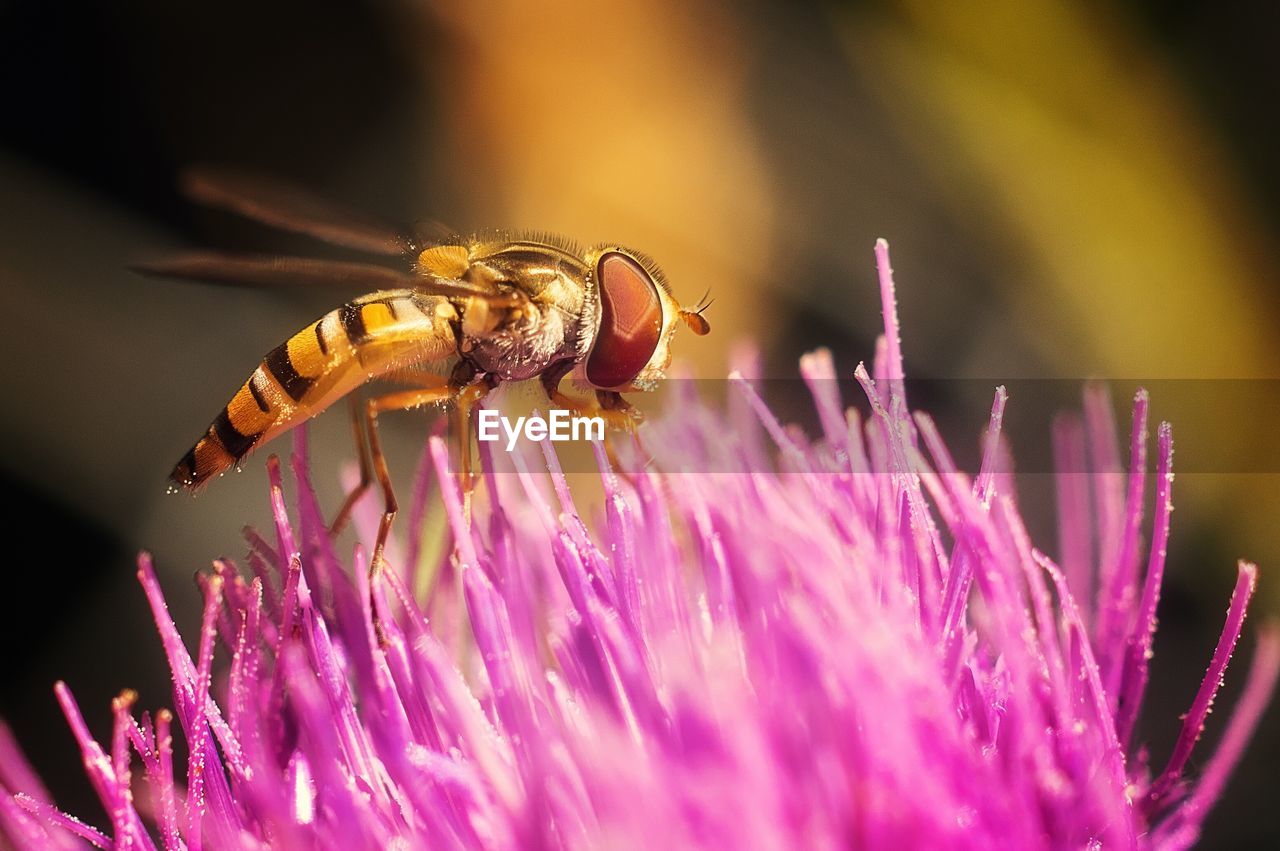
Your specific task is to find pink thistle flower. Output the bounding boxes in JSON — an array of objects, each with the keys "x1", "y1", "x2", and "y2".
[{"x1": 1, "y1": 240, "x2": 1275, "y2": 849}]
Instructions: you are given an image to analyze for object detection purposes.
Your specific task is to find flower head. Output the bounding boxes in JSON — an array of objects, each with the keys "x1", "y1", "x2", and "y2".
[{"x1": 1, "y1": 240, "x2": 1275, "y2": 850}]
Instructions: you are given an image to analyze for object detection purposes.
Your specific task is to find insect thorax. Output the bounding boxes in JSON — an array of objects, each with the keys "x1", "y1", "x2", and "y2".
[
  {"x1": 462, "y1": 297, "x2": 579, "y2": 381},
  {"x1": 456, "y1": 240, "x2": 593, "y2": 381}
]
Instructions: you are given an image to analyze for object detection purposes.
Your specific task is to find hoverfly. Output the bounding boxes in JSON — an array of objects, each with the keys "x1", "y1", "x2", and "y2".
[{"x1": 142, "y1": 168, "x2": 711, "y2": 598}]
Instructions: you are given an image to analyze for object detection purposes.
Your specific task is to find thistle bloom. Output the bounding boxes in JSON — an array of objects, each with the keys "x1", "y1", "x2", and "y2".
[{"x1": 1, "y1": 241, "x2": 1275, "y2": 850}]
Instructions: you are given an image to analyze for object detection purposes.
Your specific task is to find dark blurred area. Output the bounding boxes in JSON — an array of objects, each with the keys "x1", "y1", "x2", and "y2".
[{"x1": 1, "y1": 0, "x2": 1278, "y2": 846}]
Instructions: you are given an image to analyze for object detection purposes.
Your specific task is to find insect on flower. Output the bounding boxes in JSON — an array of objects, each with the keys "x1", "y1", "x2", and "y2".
[{"x1": 139, "y1": 168, "x2": 712, "y2": 588}]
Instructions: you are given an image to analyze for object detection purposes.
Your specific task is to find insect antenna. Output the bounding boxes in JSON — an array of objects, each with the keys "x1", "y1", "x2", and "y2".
[{"x1": 679, "y1": 289, "x2": 713, "y2": 335}]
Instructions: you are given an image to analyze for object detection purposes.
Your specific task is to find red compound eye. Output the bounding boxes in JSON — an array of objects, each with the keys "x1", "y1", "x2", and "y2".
[{"x1": 586, "y1": 252, "x2": 663, "y2": 389}]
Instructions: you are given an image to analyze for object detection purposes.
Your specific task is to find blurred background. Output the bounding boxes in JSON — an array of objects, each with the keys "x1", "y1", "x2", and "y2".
[{"x1": 1, "y1": 0, "x2": 1278, "y2": 846}]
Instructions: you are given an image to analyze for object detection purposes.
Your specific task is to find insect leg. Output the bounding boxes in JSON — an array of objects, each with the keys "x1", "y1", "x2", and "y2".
[
  {"x1": 328, "y1": 395, "x2": 374, "y2": 537},
  {"x1": 331, "y1": 371, "x2": 457, "y2": 535},
  {"x1": 595, "y1": 390, "x2": 651, "y2": 476},
  {"x1": 365, "y1": 383, "x2": 460, "y2": 645},
  {"x1": 539, "y1": 368, "x2": 645, "y2": 467},
  {"x1": 539, "y1": 361, "x2": 600, "y2": 418},
  {"x1": 452, "y1": 377, "x2": 498, "y2": 520},
  {"x1": 539, "y1": 369, "x2": 648, "y2": 472},
  {"x1": 595, "y1": 390, "x2": 644, "y2": 433}
]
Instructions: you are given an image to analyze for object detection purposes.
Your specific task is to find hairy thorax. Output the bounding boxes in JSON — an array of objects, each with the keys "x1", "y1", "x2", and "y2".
[
  {"x1": 461, "y1": 298, "x2": 576, "y2": 380},
  {"x1": 459, "y1": 264, "x2": 591, "y2": 381}
]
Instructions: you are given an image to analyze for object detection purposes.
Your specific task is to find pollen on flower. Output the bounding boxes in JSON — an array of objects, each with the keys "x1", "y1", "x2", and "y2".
[{"x1": 0, "y1": 241, "x2": 1275, "y2": 850}]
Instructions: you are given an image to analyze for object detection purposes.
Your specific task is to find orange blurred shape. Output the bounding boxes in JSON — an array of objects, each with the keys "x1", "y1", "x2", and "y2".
[{"x1": 418, "y1": 0, "x2": 780, "y2": 375}]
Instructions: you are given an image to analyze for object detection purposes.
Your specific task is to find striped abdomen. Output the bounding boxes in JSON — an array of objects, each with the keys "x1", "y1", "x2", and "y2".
[{"x1": 171, "y1": 289, "x2": 459, "y2": 488}]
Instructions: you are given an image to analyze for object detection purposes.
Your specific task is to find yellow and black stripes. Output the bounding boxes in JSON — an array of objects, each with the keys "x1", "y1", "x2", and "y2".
[
  {"x1": 264, "y1": 339, "x2": 316, "y2": 402},
  {"x1": 340, "y1": 302, "x2": 367, "y2": 344},
  {"x1": 171, "y1": 289, "x2": 461, "y2": 489},
  {"x1": 314, "y1": 319, "x2": 329, "y2": 356},
  {"x1": 339, "y1": 295, "x2": 406, "y2": 346},
  {"x1": 170, "y1": 366, "x2": 287, "y2": 488}
]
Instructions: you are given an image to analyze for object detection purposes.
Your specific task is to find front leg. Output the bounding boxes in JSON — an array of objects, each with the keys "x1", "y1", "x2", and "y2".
[
  {"x1": 594, "y1": 390, "x2": 643, "y2": 433},
  {"x1": 539, "y1": 369, "x2": 646, "y2": 475},
  {"x1": 450, "y1": 360, "x2": 497, "y2": 519},
  {"x1": 537, "y1": 362, "x2": 644, "y2": 432},
  {"x1": 362, "y1": 381, "x2": 463, "y2": 646},
  {"x1": 539, "y1": 361, "x2": 597, "y2": 419}
]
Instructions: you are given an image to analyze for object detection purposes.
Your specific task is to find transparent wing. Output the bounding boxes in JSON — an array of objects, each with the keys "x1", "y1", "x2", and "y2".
[
  {"x1": 134, "y1": 251, "x2": 521, "y2": 306},
  {"x1": 181, "y1": 166, "x2": 416, "y2": 256},
  {"x1": 135, "y1": 252, "x2": 418, "y2": 290}
]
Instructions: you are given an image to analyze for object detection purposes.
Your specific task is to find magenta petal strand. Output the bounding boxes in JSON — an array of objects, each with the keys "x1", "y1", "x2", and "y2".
[{"x1": 1, "y1": 242, "x2": 1272, "y2": 850}]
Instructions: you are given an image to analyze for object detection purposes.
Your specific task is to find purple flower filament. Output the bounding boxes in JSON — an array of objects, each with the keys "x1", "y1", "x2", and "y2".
[{"x1": 0, "y1": 240, "x2": 1275, "y2": 850}]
